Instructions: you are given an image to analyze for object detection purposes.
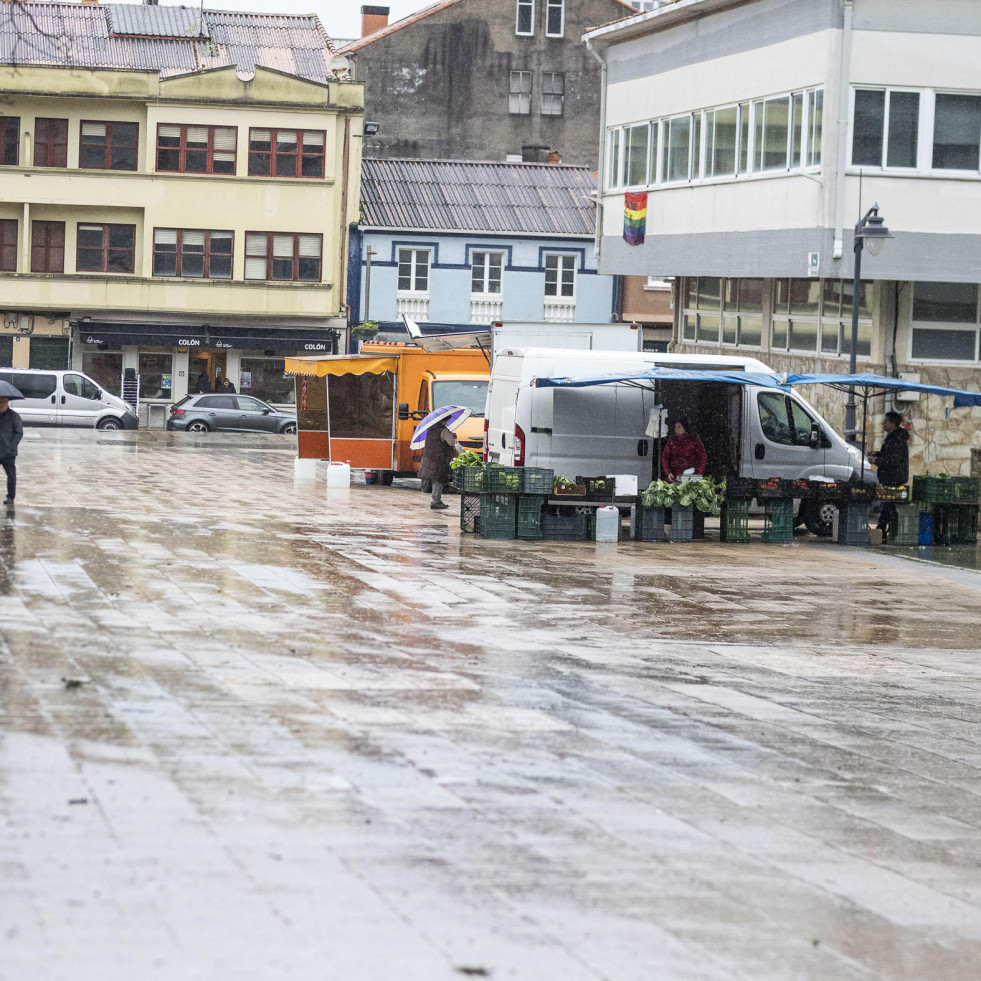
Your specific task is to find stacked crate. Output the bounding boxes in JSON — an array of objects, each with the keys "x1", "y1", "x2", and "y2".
[
  {"x1": 834, "y1": 480, "x2": 875, "y2": 546},
  {"x1": 757, "y1": 478, "x2": 794, "y2": 544},
  {"x1": 913, "y1": 475, "x2": 978, "y2": 547},
  {"x1": 458, "y1": 466, "x2": 554, "y2": 540}
]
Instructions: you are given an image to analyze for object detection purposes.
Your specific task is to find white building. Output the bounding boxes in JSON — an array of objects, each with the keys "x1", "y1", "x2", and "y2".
[{"x1": 585, "y1": 0, "x2": 981, "y2": 475}]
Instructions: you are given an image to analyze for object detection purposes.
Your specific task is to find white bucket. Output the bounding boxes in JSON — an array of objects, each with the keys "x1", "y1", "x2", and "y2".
[
  {"x1": 595, "y1": 505, "x2": 620, "y2": 542},
  {"x1": 293, "y1": 457, "x2": 318, "y2": 480},
  {"x1": 326, "y1": 462, "x2": 351, "y2": 488}
]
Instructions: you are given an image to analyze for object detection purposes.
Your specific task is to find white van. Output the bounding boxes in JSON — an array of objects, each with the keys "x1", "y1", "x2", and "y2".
[
  {"x1": 483, "y1": 349, "x2": 868, "y2": 536},
  {"x1": 0, "y1": 368, "x2": 138, "y2": 430}
]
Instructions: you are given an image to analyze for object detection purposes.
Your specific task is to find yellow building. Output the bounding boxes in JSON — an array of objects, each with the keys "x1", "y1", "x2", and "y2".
[{"x1": 0, "y1": 1, "x2": 363, "y2": 410}]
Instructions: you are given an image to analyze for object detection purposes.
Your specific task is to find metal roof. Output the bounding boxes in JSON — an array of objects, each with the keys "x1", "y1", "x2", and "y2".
[
  {"x1": 360, "y1": 159, "x2": 597, "y2": 236},
  {"x1": 0, "y1": 3, "x2": 337, "y2": 83}
]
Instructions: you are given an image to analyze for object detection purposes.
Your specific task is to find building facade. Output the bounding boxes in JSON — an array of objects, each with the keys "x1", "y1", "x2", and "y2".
[
  {"x1": 348, "y1": 158, "x2": 615, "y2": 334},
  {"x1": 0, "y1": 3, "x2": 363, "y2": 410},
  {"x1": 586, "y1": 0, "x2": 981, "y2": 475},
  {"x1": 339, "y1": 0, "x2": 637, "y2": 169}
]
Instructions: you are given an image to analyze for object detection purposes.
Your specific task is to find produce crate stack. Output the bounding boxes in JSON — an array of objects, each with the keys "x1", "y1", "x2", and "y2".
[
  {"x1": 634, "y1": 504, "x2": 667, "y2": 542},
  {"x1": 726, "y1": 476, "x2": 758, "y2": 500},
  {"x1": 457, "y1": 465, "x2": 554, "y2": 540},
  {"x1": 762, "y1": 498, "x2": 794, "y2": 544},
  {"x1": 913, "y1": 474, "x2": 978, "y2": 547},
  {"x1": 478, "y1": 494, "x2": 517, "y2": 539},
  {"x1": 516, "y1": 495, "x2": 547, "y2": 540},
  {"x1": 460, "y1": 493, "x2": 481, "y2": 534},
  {"x1": 887, "y1": 503, "x2": 921, "y2": 546},
  {"x1": 720, "y1": 500, "x2": 750, "y2": 543},
  {"x1": 836, "y1": 503, "x2": 872, "y2": 546},
  {"x1": 541, "y1": 508, "x2": 590, "y2": 541}
]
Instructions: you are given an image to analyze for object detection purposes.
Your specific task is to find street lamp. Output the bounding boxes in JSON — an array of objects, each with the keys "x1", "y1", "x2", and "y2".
[{"x1": 844, "y1": 203, "x2": 892, "y2": 444}]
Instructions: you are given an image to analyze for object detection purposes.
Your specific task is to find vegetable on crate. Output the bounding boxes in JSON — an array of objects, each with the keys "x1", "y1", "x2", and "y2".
[
  {"x1": 450, "y1": 450, "x2": 484, "y2": 470},
  {"x1": 553, "y1": 474, "x2": 577, "y2": 489},
  {"x1": 640, "y1": 476, "x2": 726, "y2": 514}
]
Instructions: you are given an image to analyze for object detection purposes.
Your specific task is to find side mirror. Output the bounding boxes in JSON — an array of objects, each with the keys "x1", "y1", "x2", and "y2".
[
  {"x1": 397, "y1": 402, "x2": 409, "y2": 420},
  {"x1": 809, "y1": 424, "x2": 821, "y2": 449},
  {"x1": 262, "y1": 408, "x2": 272, "y2": 414}
]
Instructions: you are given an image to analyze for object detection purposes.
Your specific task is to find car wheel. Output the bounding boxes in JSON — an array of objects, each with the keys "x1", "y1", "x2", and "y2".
[
  {"x1": 376, "y1": 471, "x2": 394, "y2": 486},
  {"x1": 187, "y1": 420, "x2": 211, "y2": 434},
  {"x1": 281, "y1": 422, "x2": 297, "y2": 435},
  {"x1": 803, "y1": 500, "x2": 835, "y2": 537},
  {"x1": 96, "y1": 417, "x2": 123, "y2": 431}
]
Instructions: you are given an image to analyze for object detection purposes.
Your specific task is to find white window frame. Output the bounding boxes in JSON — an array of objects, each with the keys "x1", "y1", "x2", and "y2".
[
  {"x1": 545, "y1": 0, "x2": 564, "y2": 37},
  {"x1": 849, "y1": 86, "x2": 923, "y2": 172},
  {"x1": 516, "y1": 0, "x2": 534, "y2": 36},
  {"x1": 908, "y1": 281, "x2": 981, "y2": 365},
  {"x1": 541, "y1": 72, "x2": 564, "y2": 117},
  {"x1": 509, "y1": 71, "x2": 532, "y2": 116},
  {"x1": 543, "y1": 253, "x2": 576, "y2": 300},
  {"x1": 397, "y1": 248, "x2": 430, "y2": 296},
  {"x1": 471, "y1": 251, "x2": 503, "y2": 296}
]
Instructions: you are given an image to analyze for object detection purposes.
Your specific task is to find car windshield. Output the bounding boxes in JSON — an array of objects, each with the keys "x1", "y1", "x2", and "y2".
[{"x1": 432, "y1": 380, "x2": 487, "y2": 418}]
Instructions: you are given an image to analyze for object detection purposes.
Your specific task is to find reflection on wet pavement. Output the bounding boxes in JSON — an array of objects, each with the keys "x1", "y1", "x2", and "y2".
[{"x1": 2, "y1": 430, "x2": 981, "y2": 979}]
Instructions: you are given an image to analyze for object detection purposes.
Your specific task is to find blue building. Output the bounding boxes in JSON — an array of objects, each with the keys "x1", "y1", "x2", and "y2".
[{"x1": 348, "y1": 159, "x2": 615, "y2": 341}]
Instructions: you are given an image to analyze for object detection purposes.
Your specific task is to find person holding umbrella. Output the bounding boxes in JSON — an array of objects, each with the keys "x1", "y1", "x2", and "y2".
[
  {"x1": 412, "y1": 405, "x2": 471, "y2": 510},
  {"x1": 0, "y1": 380, "x2": 24, "y2": 506}
]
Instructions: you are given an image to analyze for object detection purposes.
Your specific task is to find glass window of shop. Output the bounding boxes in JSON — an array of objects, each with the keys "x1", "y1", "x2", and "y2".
[
  {"x1": 29, "y1": 337, "x2": 69, "y2": 369},
  {"x1": 82, "y1": 347, "x2": 123, "y2": 394},
  {"x1": 0, "y1": 336, "x2": 11, "y2": 367},
  {"x1": 239, "y1": 358, "x2": 295, "y2": 404},
  {"x1": 139, "y1": 350, "x2": 174, "y2": 399}
]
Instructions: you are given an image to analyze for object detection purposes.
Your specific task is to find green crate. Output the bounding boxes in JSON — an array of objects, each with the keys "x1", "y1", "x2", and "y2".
[
  {"x1": 720, "y1": 500, "x2": 750, "y2": 543},
  {"x1": 459, "y1": 466, "x2": 484, "y2": 493},
  {"x1": 887, "y1": 503, "x2": 920, "y2": 546},
  {"x1": 460, "y1": 492, "x2": 481, "y2": 534},
  {"x1": 952, "y1": 477, "x2": 979, "y2": 505},
  {"x1": 516, "y1": 495, "x2": 546, "y2": 540},
  {"x1": 912, "y1": 475, "x2": 954, "y2": 504},
  {"x1": 478, "y1": 494, "x2": 516, "y2": 539},
  {"x1": 483, "y1": 465, "x2": 523, "y2": 494},
  {"x1": 762, "y1": 498, "x2": 794, "y2": 543},
  {"x1": 520, "y1": 467, "x2": 554, "y2": 495}
]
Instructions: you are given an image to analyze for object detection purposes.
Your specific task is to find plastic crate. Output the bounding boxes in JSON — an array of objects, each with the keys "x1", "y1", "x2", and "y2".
[
  {"x1": 933, "y1": 504, "x2": 979, "y2": 546},
  {"x1": 836, "y1": 479, "x2": 876, "y2": 502},
  {"x1": 477, "y1": 494, "x2": 516, "y2": 539},
  {"x1": 951, "y1": 477, "x2": 979, "y2": 505},
  {"x1": 876, "y1": 484, "x2": 910, "y2": 502},
  {"x1": 668, "y1": 503, "x2": 693, "y2": 543},
  {"x1": 553, "y1": 484, "x2": 586, "y2": 497},
  {"x1": 918, "y1": 509, "x2": 934, "y2": 546},
  {"x1": 836, "y1": 502, "x2": 871, "y2": 546},
  {"x1": 519, "y1": 467, "x2": 554, "y2": 495},
  {"x1": 634, "y1": 504, "x2": 667, "y2": 542},
  {"x1": 482, "y1": 466, "x2": 523, "y2": 494},
  {"x1": 887, "y1": 503, "x2": 920, "y2": 546},
  {"x1": 516, "y1": 495, "x2": 546, "y2": 540},
  {"x1": 575, "y1": 476, "x2": 615, "y2": 501},
  {"x1": 460, "y1": 492, "x2": 481, "y2": 534},
  {"x1": 458, "y1": 466, "x2": 484, "y2": 493},
  {"x1": 790, "y1": 479, "x2": 816, "y2": 499},
  {"x1": 541, "y1": 509, "x2": 589, "y2": 541},
  {"x1": 757, "y1": 477, "x2": 793, "y2": 499},
  {"x1": 720, "y1": 500, "x2": 750, "y2": 543},
  {"x1": 762, "y1": 498, "x2": 795, "y2": 544},
  {"x1": 912, "y1": 474, "x2": 954, "y2": 504},
  {"x1": 726, "y1": 476, "x2": 758, "y2": 500}
]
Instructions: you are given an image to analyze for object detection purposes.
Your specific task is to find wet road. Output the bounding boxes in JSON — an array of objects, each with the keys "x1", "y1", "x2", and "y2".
[{"x1": 3, "y1": 431, "x2": 981, "y2": 980}]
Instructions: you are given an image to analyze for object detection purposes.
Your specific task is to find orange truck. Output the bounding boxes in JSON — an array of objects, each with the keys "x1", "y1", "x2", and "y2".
[{"x1": 284, "y1": 341, "x2": 489, "y2": 484}]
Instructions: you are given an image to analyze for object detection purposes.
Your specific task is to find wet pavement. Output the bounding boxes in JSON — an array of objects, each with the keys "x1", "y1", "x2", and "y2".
[{"x1": 3, "y1": 430, "x2": 981, "y2": 980}]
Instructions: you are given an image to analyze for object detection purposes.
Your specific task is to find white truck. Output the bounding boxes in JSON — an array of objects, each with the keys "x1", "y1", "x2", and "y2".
[{"x1": 483, "y1": 348, "x2": 869, "y2": 536}]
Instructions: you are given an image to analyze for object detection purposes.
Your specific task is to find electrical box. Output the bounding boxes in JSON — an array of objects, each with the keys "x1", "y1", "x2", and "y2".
[{"x1": 895, "y1": 371, "x2": 921, "y2": 402}]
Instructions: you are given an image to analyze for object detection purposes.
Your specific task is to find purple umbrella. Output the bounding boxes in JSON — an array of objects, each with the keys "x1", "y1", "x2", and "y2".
[{"x1": 410, "y1": 405, "x2": 472, "y2": 450}]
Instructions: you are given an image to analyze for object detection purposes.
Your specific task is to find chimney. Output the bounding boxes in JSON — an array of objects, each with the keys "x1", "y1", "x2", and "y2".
[
  {"x1": 546, "y1": 150, "x2": 562, "y2": 164},
  {"x1": 361, "y1": 5, "x2": 389, "y2": 37}
]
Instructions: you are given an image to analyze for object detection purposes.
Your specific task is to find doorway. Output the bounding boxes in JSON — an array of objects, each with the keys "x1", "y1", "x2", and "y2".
[{"x1": 189, "y1": 351, "x2": 226, "y2": 394}]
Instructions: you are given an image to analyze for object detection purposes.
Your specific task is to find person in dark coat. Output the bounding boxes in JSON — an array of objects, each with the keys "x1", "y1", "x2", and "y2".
[
  {"x1": 869, "y1": 410, "x2": 910, "y2": 542},
  {"x1": 662, "y1": 416, "x2": 708, "y2": 482},
  {"x1": 196, "y1": 372, "x2": 212, "y2": 393},
  {"x1": 219, "y1": 377, "x2": 236, "y2": 394},
  {"x1": 418, "y1": 420, "x2": 457, "y2": 509},
  {"x1": 0, "y1": 396, "x2": 24, "y2": 506}
]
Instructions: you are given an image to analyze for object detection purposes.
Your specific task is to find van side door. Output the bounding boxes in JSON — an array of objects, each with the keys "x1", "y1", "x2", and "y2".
[
  {"x1": 2, "y1": 371, "x2": 59, "y2": 425},
  {"x1": 61, "y1": 372, "x2": 106, "y2": 426},
  {"x1": 750, "y1": 389, "x2": 829, "y2": 478}
]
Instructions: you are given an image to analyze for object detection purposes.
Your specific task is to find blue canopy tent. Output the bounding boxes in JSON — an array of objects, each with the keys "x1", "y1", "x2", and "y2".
[{"x1": 533, "y1": 367, "x2": 789, "y2": 390}]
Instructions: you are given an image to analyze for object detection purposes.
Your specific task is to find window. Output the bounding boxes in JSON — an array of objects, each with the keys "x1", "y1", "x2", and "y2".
[
  {"x1": 248, "y1": 128, "x2": 325, "y2": 178},
  {"x1": 772, "y1": 279, "x2": 820, "y2": 353},
  {"x1": 0, "y1": 219, "x2": 16, "y2": 272},
  {"x1": 933, "y1": 93, "x2": 981, "y2": 171},
  {"x1": 2, "y1": 371, "x2": 56, "y2": 396},
  {"x1": 545, "y1": 0, "x2": 563, "y2": 36},
  {"x1": 544, "y1": 254, "x2": 575, "y2": 298},
  {"x1": 0, "y1": 116, "x2": 19, "y2": 166},
  {"x1": 542, "y1": 72, "x2": 564, "y2": 116},
  {"x1": 516, "y1": 0, "x2": 534, "y2": 35},
  {"x1": 756, "y1": 96, "x2": 790, "y2": 171},
  {"x1": 156, "y1": 124, "x2": 236, "y2": 175},
  {"x1": 153, "y1": 228, "x2": 233, "y2": 279},
  {"x1": 719, "y1": 278, "x2": 763, "y2": 347},
  {"x1": 910, "y1": 281, "x2": 980, "y2": 362},
  {"x1": 34, "y1": 118, "x2": 68, "y2": 168},
  {"x1": 705, "y1": 106, "x2": 738, "y2": 178},
  {"x1": 852, "y1": 89, "x2": 919, "y2": 168},
  {"x1": 509, "y1": 71, "x2": 531, "y2": 115},
  {"x1": 138, "y1": 352, "x2": 173, "y2": 399},
  {"x1": 663, "y1": 114, "x2": 691, "y2": 182},
  {"x1": 471, "y1": 252, "x2": 503, "y2": 294},
  {"x1": 240, "y1": 358, "x2": 294, "y2": 404},
  {"x1": 623, "y1": 122, "x2": 649, "y2": 186},
  {"x1": 806, "y1": 90, "x2": 823, "y2": 167},
  {"x1": 76, "y1": 223, "x2": 136, "y2": 273},
  {"x1": 244, "y1": 232, "x2": 321, "y2": 282},
  {"x1": 28, "y1": 339, "x2": 68, "y2": 370},
  {"x1": 30, "y1": 220, "x2": 65, "y2": 273},
  {"x1": 79, "y1": 121, "x2": 138, "y2": 170},
  {"x1": 758, "y1": 391, "x2": 794, "y2": 445},
  {"x1": 82, "y1": 349, "x2": 122, "y2": 394},
  {"x1": 63, "y1": 373, "x2": 102, "y2": 401},
  {"x1": 398, "y1": 249, "x2": 430, "y2": 293}
]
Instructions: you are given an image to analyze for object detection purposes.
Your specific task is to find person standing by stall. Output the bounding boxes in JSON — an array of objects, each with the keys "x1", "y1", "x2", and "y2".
[
  {"x1": 662, "y1": 417, "x2": 707, "y2": 483},
  {"x1": 0, "y1": 395, "x2": 24, "y2": 506},
  {"x1": 419, "y1": 420, "x2": 457, "y2": 509},
  {"x1": 869, "y1": 411, "x2": 909, "y2": 543}
]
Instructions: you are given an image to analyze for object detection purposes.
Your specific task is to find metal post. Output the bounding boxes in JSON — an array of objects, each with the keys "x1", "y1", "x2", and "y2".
[{"x1": 844, "y1": 226, "x2": 863, "y2": 443}]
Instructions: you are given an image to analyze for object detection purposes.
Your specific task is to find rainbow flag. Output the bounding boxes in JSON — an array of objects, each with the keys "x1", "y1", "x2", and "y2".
[{"x1": 623, "y1": 191, "x2": 647, "y2": 246}]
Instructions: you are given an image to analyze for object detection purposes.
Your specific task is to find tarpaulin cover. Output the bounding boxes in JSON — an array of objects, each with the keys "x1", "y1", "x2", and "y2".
[
  {"x1": 284, "y1": 356, "x2": 399, "y2": 378},
  {"x1": 953, "y1": 393, "x2": 981, "y2": 408},
  {"x1": 533, "y1": 368, "x2": 788, "y2": 389},
  {"x1": 784, "y1": 372, "x2": 981, "y2": 399}
]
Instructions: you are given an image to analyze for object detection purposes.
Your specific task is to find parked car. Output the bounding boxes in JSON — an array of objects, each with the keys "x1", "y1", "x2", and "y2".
[
  {"x1": 166, "y1": 393, "x2": 297, "y2": 434},
  {"x1": 0, "y1": 368, "x2": 138, "y2": 429}
]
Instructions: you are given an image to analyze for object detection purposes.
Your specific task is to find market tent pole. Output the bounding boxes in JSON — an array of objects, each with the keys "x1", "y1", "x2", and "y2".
[{"x1": 861, "y1": 390, "x2": 869, "y2": 480}]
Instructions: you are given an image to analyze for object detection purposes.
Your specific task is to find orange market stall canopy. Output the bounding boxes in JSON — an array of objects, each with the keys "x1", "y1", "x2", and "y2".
[{"x1": 285, "y1": 355, "x2": 398, "y2": 465}]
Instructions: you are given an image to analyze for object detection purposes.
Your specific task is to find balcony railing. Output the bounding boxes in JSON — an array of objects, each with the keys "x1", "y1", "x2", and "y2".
[
  {"x1": 544, "y1": 299, "x2": 576, "y2": 323},
  {"x1": 469, "y1": 296, "x2": 503, "y2": 324},
  {"x1": 396, "y1": 294, "x2": 430, "y2": 321}
]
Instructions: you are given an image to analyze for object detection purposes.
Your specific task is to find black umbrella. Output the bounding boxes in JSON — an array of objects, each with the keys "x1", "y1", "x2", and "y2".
[{"x1": 0, "y1": 379, "x2": 24, "y2": 399}]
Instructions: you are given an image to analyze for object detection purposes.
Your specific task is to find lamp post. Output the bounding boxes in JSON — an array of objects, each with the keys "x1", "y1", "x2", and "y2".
[{"x1": 844, "y1": 203, "x2": 892, "y2": 444}]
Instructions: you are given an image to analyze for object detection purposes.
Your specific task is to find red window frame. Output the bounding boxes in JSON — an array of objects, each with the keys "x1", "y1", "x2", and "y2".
[
  {"x1": 0, "y1": 219, "x2": 17, "y2": 271},
  {"x1": 34, "y1": 118, "x2": 68, "y2": 168},
  {"x1": 0, "y1": 116, "x2": 20, "y2": 166},
  {"x1": 79, "y1": 121, "x2": 138, "y2": 171},
  {"x1": 244, "y1": 232, "x2": 322, "y2": 282},
  {"x1": 31, "y1": 220, "x2": 65, "y2": 273},
  {"x1": 247, "y1": 128, "x2": 326, "y2": 178},
  {"x1": 155, "y1": 124, "x2": 238, "y2": 175},
  {"x1": 152, "y1": 228, "x2": 234, "y2": 279},
  {"x1": 75, "y1": 223, "x2": 136, "y2": 274}
]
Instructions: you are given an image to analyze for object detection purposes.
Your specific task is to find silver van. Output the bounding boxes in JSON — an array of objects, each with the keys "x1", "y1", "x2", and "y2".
[{"x1": 0, "y1": 368, "x2": 138, "y2": 430}]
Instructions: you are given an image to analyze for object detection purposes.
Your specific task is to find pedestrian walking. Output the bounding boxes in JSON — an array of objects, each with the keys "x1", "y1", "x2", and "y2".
[
  {"x1": 0, "y1": 395, "x2": 24, "y2": 506},
  {"x1": 418, "y1": 420, "x2": 457, "y2": 509},
  {"x1": 869, "y1": 410, "x2": 909, "y2": 543}
]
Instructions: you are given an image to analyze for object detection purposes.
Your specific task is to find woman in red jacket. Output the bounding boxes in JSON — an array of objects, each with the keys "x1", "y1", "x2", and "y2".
[{"x1": 662, "y1": 416, "x2": 707, "y2": 483}]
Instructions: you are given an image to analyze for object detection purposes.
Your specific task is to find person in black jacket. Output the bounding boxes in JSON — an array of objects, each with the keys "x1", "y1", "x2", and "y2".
[
  {"x1": 869, "y1": 410, "x2": 909, "y2": 542},
  {"x1": 0, "y1": 396, "x2": 24, "y2": 506}
]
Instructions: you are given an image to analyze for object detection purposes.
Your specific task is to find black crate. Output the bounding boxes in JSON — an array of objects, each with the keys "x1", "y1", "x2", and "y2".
[
  {"x1": 668, "y1": 503, "x2": 694, "y2": 543},
  {"x1": 837, "y1": 479, "x2": 876, "y2": 502},
  {"x1": 478, "y1": 494, "x2": 517, "y2": 539},
  {"x1": 460, "y1": 492, "x2": 481, "y2": 534},
  {"x1": 516, "y1": 495, "x2": 547, "y2": 540},
  {"x1": 836, "y1": 502, "x2": 871, "y2": 546},
  {"x1": 726, "y1": 476, "x2": 758, "y2": 500},
  {"x1": 575, "y1": 476, "x2": 615, "y2": 501},
  {"x1": 757, "y1": 477, "x2": 793, "y2": 499},
  {"x1": 634, "y1": 504, "x2": 667, "y2": 542},
  {"x1": 933, "y1": 504, "x2": 979, "y2": 546},
  {"x1": 952, "y1": 477, "x2": 979, "y2": 505},
  {"x1": 541, "y1": 510, "x2": 590, "y2": 541}
]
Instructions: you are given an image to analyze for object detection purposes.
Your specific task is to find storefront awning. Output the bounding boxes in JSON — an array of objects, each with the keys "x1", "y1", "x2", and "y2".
[
  {"x1": 78, "y1": 322, "x2": 338, "y2": 353},
  {"x1": 284, "y1": 355, "x2": 399, "y2": 378}
]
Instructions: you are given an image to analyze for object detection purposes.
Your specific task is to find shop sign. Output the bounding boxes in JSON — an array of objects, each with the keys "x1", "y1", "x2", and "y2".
[
  {"x1": 177, "y1": 337, "x2": 203, "y2": 347},
  {"x1": 303, "y1": 342, "x2": 329, "y2": 351}
]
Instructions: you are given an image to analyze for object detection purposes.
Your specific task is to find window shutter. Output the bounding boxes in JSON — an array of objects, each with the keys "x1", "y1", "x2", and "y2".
[
  {"x1": 244, "y1": 257, "x2": 267, "y2": 279},
  {"x1": 187, "y1": 126, "x2": 208, "y2": 144},
  {"x1": 82, "y1": 122, "x2": 106, "y2": 138},
  {"x1": 158, "y1": 124, "x2": 180, "y2": 139},
  {"x1": 213, "y1": 128, "x2": 236, "y2": 150},
  {"x1": 183, "y1": 230, "x2": 205, "y2": 248},
  {"x1": 154, "y1": 228, "x2": 177, "y2": 246},
  {"x1": 302, "y1": 131, "x2": 325, "y2": 149},
  {"x1": 273, "y1": 234, "x2": 293, "y2": 257},
  {"x1": 297, "y1": 235, "x2": 320, "y2": 257}
]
